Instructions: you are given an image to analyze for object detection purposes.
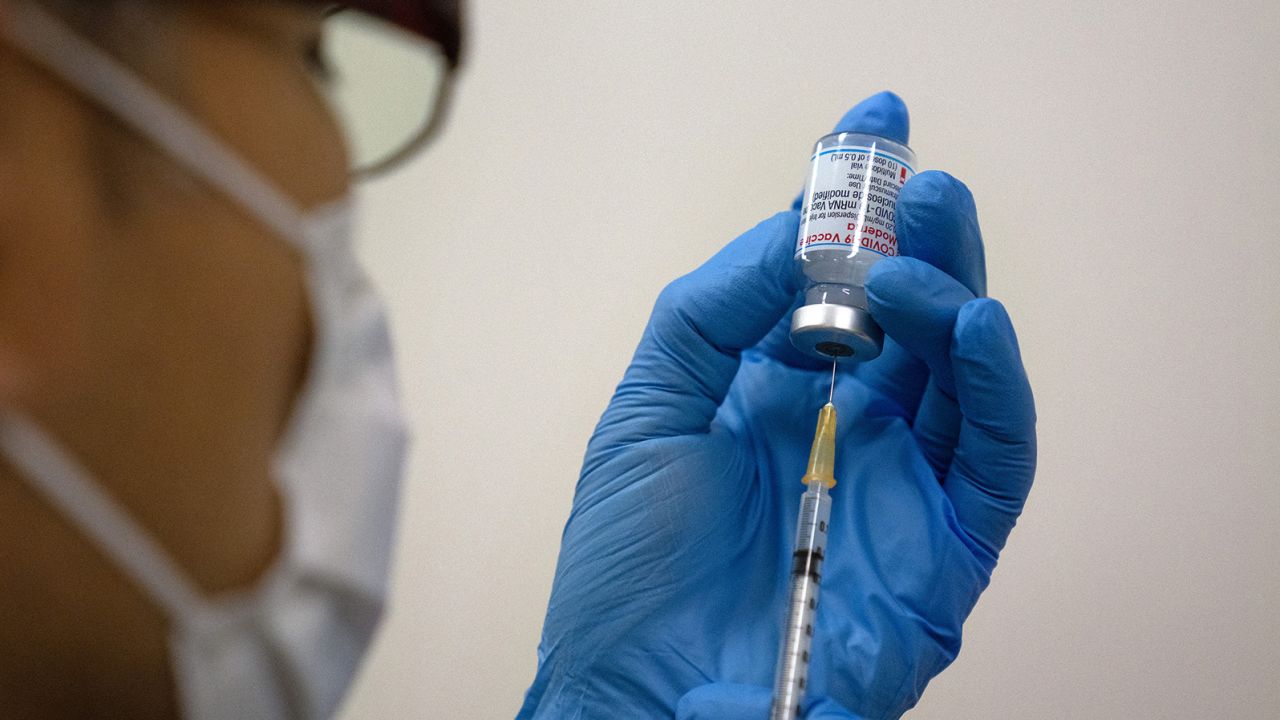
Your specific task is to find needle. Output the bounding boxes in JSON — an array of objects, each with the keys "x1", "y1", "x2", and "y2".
[{"x1": 828, "y1": 357, "x2": 837, "y2": 404}]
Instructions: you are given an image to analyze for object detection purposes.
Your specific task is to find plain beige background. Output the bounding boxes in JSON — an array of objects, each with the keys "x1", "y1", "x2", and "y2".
[{"x1": 338, "y1": 1, "x2": 1280, "y2": 717}]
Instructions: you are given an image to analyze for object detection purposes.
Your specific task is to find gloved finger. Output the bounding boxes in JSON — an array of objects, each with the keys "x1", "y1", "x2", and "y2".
[
  {"x1": 851, "y1": 171, "x2": 987, "y2": 417},
  {"x1": 757, "y1": 91, "x2": 910, "y2": 367},
  {"x1": 865, "y1": 257, "x2": 974, "y2": 396},
  {"x1": 840, "y1": 335, "x2": 929, "y2": 418},
  {"x1": 790, "y1": 91, "x2": 911, "y2": 211},
  {"x1": 676, "y1": 683, "x2": 862, "y2": 720},
  {"x1": 590, "y1": 211, "x2": 800, "y2": 449},
  {"x1": 945, "y1": 298, "x2": 1037, "y2": 569},
  {"x1": 804, "y1": 696, "x2": 865, "y2": 720},
  {"x1": 865, "y1": 256, "x2": 975, "y2": 474},
  {"x1": 748, "y1": 294, "x2": 832, "y2": 371},
  {"x1": 912, "y1": 377, "x2": 962, "y2": 481},
  {"x1": 676, "y1": 683, "x2": 769, "y2": 719},
  {"x1": 897, "y1": 171, "x2": 987, "y2": 297}
]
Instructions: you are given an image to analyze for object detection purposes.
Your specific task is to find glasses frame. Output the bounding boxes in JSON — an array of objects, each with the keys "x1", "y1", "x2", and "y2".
[{"x1": 325, "y1": 6, "x2": 459, "y2": 177}]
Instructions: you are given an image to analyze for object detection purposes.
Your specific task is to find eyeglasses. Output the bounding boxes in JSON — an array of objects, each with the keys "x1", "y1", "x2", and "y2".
[{"x1": 320, "y1": 6, "x2": 460, "y2": 177}]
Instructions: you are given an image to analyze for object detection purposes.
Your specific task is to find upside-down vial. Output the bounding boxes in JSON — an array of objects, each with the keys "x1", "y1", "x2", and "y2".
[{"x1": 791, "y1": 132, "x2": 917, "y2": 361}]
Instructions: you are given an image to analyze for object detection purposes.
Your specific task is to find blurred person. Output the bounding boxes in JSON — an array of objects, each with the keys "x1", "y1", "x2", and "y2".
[
  {"x1": 0, "y1": 2, "x2": 459, "y2": 718},
  {"x1": 0, "y1": 1, "x2": 1035, "y2": 719}
]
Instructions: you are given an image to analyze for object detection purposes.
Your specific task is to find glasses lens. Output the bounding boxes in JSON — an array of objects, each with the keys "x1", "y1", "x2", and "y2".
[{"x1": 322, "y1": 9, "x2": 448, "y2": 174}]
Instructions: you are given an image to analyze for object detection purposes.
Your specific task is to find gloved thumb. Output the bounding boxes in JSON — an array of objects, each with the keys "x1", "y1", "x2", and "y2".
[{"x1": 676, "y1": 683, "x2": 863, "y2": 720}]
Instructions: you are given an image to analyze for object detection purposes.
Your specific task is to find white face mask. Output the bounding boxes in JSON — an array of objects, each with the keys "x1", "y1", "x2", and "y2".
[{"x1": 0, "y1": 5, "x2": 410, "y2": 719}]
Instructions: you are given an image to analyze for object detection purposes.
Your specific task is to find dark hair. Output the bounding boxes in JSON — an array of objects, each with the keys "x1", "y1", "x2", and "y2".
[{"x1": 317, "y1": 1, "x2": 463, "y2": 66}]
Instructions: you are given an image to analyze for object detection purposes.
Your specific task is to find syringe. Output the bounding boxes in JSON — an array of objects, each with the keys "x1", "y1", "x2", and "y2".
[{"x1": 770, "y1": 366, "x2": 839, "y2": 720}]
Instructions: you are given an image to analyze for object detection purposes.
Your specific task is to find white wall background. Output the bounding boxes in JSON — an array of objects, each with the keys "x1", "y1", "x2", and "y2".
[{"x1": 339, "y1": 1, "x2": 1280, "y2": 717}]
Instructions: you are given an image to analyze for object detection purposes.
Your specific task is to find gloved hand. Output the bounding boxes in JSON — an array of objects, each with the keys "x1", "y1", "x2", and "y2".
[{"x1": 516, "y1": 92, "x2": 1036, "y2": 720}]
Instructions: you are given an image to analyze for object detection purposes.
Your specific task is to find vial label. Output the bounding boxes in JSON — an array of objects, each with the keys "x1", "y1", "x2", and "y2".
[{"x1": 795, "y1": 145, "x2": 916, "y2": 258}]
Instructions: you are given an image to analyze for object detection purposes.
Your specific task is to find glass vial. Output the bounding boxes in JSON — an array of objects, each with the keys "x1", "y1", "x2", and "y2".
[{"x1": 790, "y1": 132, "x2": 917, "y2": 361}]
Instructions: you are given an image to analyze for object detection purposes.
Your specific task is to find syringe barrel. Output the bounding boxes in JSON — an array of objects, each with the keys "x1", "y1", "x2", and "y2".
[{"x1": 770, "y1": 484, "x2": 833, "y2": 720}]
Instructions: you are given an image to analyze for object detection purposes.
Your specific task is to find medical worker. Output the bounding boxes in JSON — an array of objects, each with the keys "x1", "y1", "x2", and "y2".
[{"x1": 0, "y1": 1, "x2": 1034, "y2": 718}]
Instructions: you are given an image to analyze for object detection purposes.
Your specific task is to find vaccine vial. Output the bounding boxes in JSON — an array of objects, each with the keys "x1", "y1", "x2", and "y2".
[{"x1": 791, "y1": 132, "x2": 917, "y2": 361}]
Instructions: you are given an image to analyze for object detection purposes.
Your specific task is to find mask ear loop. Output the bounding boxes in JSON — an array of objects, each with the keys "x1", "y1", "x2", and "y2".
[
  {"x1": 0, "y1": 1, "x2": 309, "y2": 245},
  {"x1": 0, "y1": 411, "x2": 209, "y2": 623}
]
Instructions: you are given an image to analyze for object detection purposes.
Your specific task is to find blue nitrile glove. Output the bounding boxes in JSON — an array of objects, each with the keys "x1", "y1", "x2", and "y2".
[{"x1": 516, "y1": 92, "x2": 1036, "y2": 720}]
